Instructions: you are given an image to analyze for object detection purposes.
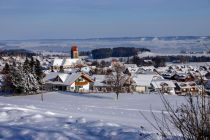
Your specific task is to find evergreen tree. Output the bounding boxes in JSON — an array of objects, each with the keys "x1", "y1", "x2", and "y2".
[
  {"x1": 34, "y1": 59, "x2": 44, "y2": 86},
  {"x1": 2, "y1": 60, "x2": 40, "y2": 95},
  {"x1": 23, "y1": 58, "x2": 39, "y2": 94},
  {"x1": 30, "y1": 57, "x2": 36, "y2": 73},
  {"x1": 2, "y1": 63, "x2": 10, "y2": 74},
  {"x1": 24, "y1": 71, "x2": 39, "y2": 94},
  {"x1": 23, "y1": 58, "x2": 31, "y2": 73},
  {"x1": 2, "y1": 67, "x2": 13, "y2": 93},
  {"x1": 10, "y1": 65, "x2": 26, "y2": 94}
]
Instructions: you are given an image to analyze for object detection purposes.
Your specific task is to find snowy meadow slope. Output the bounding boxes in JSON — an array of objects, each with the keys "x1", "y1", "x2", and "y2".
[{"x1": 0, "y1": 92, "x2": 186, "y2": 140}]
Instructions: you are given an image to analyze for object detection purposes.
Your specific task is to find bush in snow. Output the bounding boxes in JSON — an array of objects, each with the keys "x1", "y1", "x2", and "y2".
[{"x1": 141, "y1": 88, "x2": 210, "y2": 139}]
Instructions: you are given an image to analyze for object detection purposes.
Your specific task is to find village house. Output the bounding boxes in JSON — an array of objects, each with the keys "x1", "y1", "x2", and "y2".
[
  {"x1": 173, "y1": 72, "x2": 194, "y2": 82},
  {"x1": 133, "y1": 74, "x2": 163, "y2": 93},
  {"x1": 137, "y1": 66, "x2": 156, "y2": 74},
  {"x1": 154, "y1": 66, "x2": 169, "y2": 75},
  {"x1": 188, "y1": 70, "x2": 208, "y2": 83},
  {"x1": 92, "y1": 72, "x2": 134, "y2": 93},
  {"x1": 92, "y1": 75, "x2": 108, "y2": 92},
  {"x1": 151, "y1": 79, "x2": 176, "y2": 94},
  {"x1": 175, "y1": 82, "x2": 201, "y2": 95},
  {"x1": 80, "y1": 66, "x2": 93, "y2": 75},
  {"x1": 124, "y1": 64, "x2": 139, "y2": 75},
  {"x1": 162, "y1": 71, "x2": 176, "y2": 79},
  {"x1": 44, "y1": 72, "x2": 94, "y2": 93}
]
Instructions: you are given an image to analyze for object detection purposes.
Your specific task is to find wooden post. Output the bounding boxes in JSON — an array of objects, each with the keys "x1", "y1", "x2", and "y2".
[{"x1": 41, "y1": 92, "x2": 43, "y2": 102}]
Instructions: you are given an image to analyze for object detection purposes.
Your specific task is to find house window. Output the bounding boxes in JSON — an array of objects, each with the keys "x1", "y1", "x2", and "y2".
[
  {"x1": 76, "y1": 77, "x2": 83, "y2": 82},
  {"x1": 191, "y1": 88, "x2": 195, "y2": 91}
]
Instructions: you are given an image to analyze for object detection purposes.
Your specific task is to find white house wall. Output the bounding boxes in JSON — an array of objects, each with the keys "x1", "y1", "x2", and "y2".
[
  {"x1": 82, "y1": 83, "x2": 90, "y2": 91},
  {"x1": 135, "y1": 86, "x2": 146, "y2": 93},
  {"x1": 67, "y1": 82, "x2": 75, "y2": 91}
]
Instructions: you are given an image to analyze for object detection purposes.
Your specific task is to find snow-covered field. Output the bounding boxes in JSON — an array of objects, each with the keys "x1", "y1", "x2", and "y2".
[
  {"x1": 1, "y1": 36, "x2": 210, "y2": 53},
  {"x1": 0, "y1": 92, "x2": 186, "y2": 140}
]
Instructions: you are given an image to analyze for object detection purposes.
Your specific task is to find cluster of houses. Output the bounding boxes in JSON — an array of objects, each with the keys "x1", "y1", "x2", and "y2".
[
  {"x1": 1, "y1": 45, "x2": 210, "y2": 96},
  {"x1": 92, "y1": 64, "x2": 209, "y2": 95},
  {"x1": 41, "y1": 46, "x2": 210, "y2": 96}
]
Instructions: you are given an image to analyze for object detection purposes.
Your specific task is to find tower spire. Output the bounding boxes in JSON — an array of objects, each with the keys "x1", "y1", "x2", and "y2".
[{"x1": 71, "y1": 44, "x2": 79, "y2": 59}]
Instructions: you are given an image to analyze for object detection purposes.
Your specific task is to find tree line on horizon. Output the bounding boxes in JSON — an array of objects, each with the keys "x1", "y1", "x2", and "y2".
[
  {"x1": 91, "y1": 47, "x2": 150, "y2": 59},
  {"x1": 0, "y1": 49, "x2": 35, "y2": 57}
]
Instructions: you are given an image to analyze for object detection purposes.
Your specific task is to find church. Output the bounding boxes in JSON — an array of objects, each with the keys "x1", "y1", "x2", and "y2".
[{"x1": 51, "y1": 45, "x2": 82, "y2": 71}]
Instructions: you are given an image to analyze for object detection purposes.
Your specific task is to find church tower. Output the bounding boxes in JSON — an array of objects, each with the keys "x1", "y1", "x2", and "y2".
[{"x1": 71, "y1": 44, "x2": 79, "y2": 59}]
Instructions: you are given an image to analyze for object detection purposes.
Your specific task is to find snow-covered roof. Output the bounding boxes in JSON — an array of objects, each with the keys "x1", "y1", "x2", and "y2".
[
  {"x1": 81, "y1": 66, "x2": 91, "y2": 73},
  {"x1": 176, "y1": 82, "x2": 198, "y2": 89},
  {"x1": 155, "y1": 67, "x2": 168, "y2": 72},
  {"x1": 137, "y1": 67, "x2": 157, "y2": 75},
  {"x1": 140, "y1": 66, "x2": 155, "y2": 71},
  {"x1": 151, "y1": 80, "x2": 176, "y2": 89},
  {"x1": 58, "y1": 73, "x2": 69, "y2": 82},
  {"x1": 127, "y1": 67, "x2": 139, "y2": 73},
  {"x1": 174, "y1": 73, "x2": 189, "y2": 80},
  {"x1": 200, "y1": 71, "x2": 208, "y2": 76},
  {"x1": 44, "y1": 72, "x2": 93, "y2": 86},
  {"x1": 62, "y1": 58, "x2": 79, "y2": 66},
  {"x1": 162, "y1": 72, "x2": 176, "y2": 78},
  {"x1": 52, "y1": 59, "x2": 63, "y2": 67},
  {"x1": 133, "y1": 74, "x2": 156, "y2": 86},
  {"x1": 63, "y1": 68, "x2": 77, "y2": 73},
  {"x1": 92, "y1": 75, "x2": 107, "y2": 87},
  {"x1": 52, "y1": 58, "x2": 80, "y2": 67},
  {"x1": 124, "y1": 64, "x2": 138, "y2": 68}
]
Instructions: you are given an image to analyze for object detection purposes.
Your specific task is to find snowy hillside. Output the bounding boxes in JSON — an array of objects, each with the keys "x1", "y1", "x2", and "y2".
[{"x1": 0, "y1": 92, "x2": 186, "y2": 140}]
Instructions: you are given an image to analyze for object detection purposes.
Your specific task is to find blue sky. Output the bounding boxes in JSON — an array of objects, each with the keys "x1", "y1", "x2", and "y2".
[{"x1": 0, "y1": 0, "x2": 210, "y2": 40}]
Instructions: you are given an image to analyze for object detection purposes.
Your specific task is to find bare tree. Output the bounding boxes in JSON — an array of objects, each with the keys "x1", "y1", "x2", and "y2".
[
  {"x1": 106, "y1": 62, "x2": 126, "y2": 100},
  {"x1": 141, "y1": 76, "x2": 210, "y2": 139}
]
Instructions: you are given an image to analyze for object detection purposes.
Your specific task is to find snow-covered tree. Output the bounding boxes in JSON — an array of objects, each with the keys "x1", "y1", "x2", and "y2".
[
  {"x1": 34, "y1": 59, "x2": 44, "y2": 88},
  {"x1": 23, "y1": 58, "x2": 31, "y2": 73},
  {"x1": 2, "y1": 66, "x2": 13, "y2": 94},
  {"x1": 22, "y1": 58, "x2": 39, "y2": 94},
  {"x1": 1, "y1": 63, "x2": 10, "y2": 74},
  {"x1": 2, "y1": 59, "x2": 41, "y2": 95},
  {"x1": 10, "y1": 65, "x2": 26, "y2": 94},
  {"x1": 30, "y1": 57, "x2": 36, "y2": 72},
  {"x1": 24, "y1": 71, "x2": 39, "y2": 94}
]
